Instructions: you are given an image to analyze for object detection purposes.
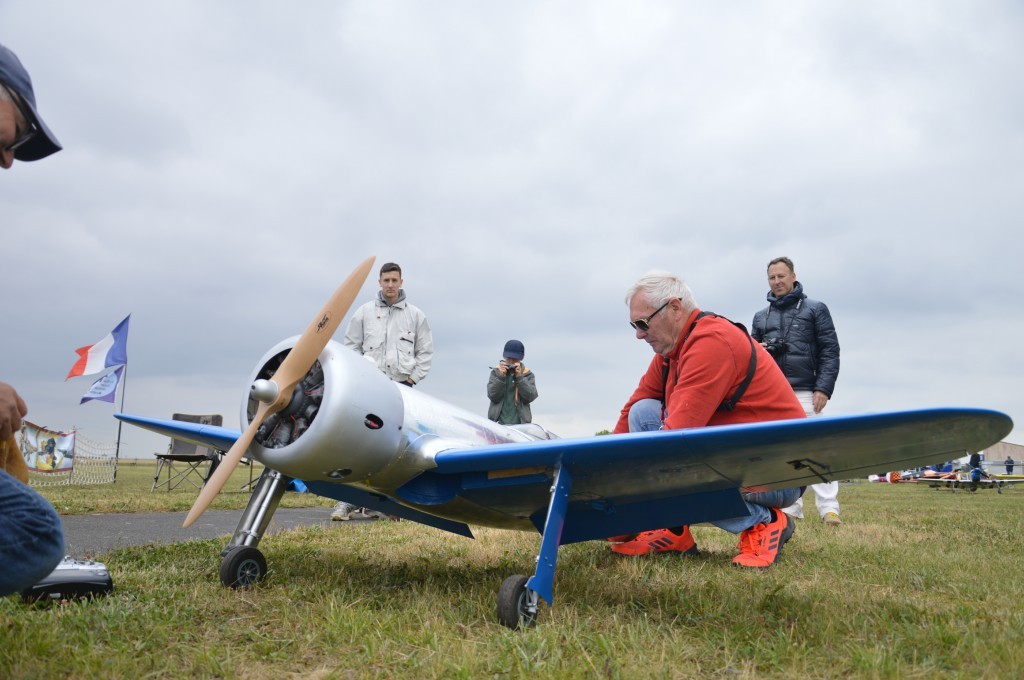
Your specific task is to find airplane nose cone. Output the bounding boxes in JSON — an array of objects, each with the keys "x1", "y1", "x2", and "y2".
[{"x1": 251, "y1": 379, "x2": 279, "y2": 404}]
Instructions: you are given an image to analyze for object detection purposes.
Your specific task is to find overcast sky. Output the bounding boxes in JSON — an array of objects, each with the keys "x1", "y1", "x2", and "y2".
[{"x1": 4, "y1": 1, "x2": 1022, "y2": 460}]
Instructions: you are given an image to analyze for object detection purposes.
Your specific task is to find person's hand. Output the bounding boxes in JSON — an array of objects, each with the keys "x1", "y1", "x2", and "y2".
[
  {"x1": 812, "y1": 391, "x2": 829, "y2": 414},
  {"x1": 0, "y1": 381, "x2": 28, "y2": 440}
]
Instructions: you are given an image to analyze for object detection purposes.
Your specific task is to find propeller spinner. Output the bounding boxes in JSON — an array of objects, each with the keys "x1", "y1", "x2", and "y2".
[{"x1": 182, "y1": 256, "x2": 376, "y2": 528}]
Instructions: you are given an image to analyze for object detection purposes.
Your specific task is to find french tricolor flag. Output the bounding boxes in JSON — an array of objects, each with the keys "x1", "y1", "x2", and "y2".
[{"x1": 66, "y1": 315, "x2": 130, "y2": 380}]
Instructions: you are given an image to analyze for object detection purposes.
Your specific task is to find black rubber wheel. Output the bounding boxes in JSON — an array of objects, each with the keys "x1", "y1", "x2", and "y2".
[
  {"x1": 497, "y1": 574, "x2": 538, "y2": 630},
  {"x1": 219, "y1": 546, "x2": 267, "y2": 589}
]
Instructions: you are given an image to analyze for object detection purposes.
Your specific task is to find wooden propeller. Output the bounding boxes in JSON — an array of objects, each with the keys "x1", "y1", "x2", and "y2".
[{"x1": 182, "y1": 256, "x2": 376, "y2": 528}]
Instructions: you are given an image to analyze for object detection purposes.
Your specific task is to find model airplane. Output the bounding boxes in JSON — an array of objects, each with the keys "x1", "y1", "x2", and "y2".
[
  {"x1": 116, "y1": 257, "x2": 1014, "y2": 629},
  {"x1": 868, "y1": 467, "x2": 1021, "y2": 493},
  {"x1": 921, "y1": 468, "x2": 1022, "y2": 493}
]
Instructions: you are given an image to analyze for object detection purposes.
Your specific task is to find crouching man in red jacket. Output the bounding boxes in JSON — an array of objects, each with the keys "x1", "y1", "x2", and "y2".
[{"x1": 611, "y1": 270, "x2": 805, "y2": 568}]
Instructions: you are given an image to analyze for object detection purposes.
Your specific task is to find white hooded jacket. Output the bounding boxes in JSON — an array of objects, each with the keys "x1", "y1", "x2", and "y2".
[{"x1": 342, "y1": 290, "x2": 433, "y2": 384}]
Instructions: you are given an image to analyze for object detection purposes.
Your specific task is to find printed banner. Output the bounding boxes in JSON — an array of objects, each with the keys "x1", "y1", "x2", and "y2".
[{"x1": 19, "y1": 421, "x2": 76, "y2": 473}]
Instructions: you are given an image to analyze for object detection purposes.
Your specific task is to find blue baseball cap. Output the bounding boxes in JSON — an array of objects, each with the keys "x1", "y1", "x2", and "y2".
[
  {"x1": 503, "y1": 339, "x2": 525, "y2": 360},
  {"x1": 0, "y1": 43, "x2": 62, "y2": 161}
]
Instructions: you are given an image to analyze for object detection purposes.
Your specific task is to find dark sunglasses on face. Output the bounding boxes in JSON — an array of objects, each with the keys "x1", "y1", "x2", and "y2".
[
  {"x1": 3, "y1": 87, "x2": 38, "y2": 153},
  {"x1": 630, "y1": 299, "x2": 671, "y2": 331}
]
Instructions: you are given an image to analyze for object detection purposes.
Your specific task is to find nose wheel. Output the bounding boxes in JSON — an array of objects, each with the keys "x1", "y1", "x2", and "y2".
[{"x1": 220, "y1": 546, "x2": 267, "y2": 588}]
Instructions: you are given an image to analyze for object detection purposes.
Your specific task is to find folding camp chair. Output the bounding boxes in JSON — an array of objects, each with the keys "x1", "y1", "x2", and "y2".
[{"x1": 150, "y1": 413, "x2": 224, "y2": 492}]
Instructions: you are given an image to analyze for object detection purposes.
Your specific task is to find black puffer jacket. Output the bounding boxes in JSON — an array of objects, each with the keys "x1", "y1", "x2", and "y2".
[{"x1": 751, "y1": 282, "x2": 840, "y2": 397}]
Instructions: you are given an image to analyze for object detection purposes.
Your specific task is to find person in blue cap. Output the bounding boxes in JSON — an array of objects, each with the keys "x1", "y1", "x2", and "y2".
[
  {"x1": 487, "y1": 339, "x2": 539, "y2": 425},
  {"x1": 0, "y1": 42, "x2": 65, "y2": 597},
  {"x1": 1, "y1": 42, "x2": 61, "y2": 169}
]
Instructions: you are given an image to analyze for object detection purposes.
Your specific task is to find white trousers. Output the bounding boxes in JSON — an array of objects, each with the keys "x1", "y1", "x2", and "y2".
[{"x1": 781, "y1": 390, "x2": 841, "y2": 520}]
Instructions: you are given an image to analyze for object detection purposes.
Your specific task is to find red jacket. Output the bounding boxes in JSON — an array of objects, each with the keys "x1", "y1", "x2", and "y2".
[{"x1": 614, "y1": 309, "x2": 805, "y2": 433}]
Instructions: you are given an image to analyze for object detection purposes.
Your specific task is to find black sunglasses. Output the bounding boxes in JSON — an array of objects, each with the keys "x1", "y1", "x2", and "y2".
[
  {"x1": 3, "y1": 87, "x2": 38, "y2": 153},
  {"x1": 629, "y1": 299, "x2": 671, "y2": 331}
]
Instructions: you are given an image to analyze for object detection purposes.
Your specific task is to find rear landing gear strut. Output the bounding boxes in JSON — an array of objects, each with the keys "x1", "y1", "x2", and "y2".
[{"x1": 496, "y1": 463, "x2": 572, "y2": 629}]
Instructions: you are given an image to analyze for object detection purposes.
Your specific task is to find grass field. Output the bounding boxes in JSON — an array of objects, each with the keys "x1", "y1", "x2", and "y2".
[{"x1": 2, "y1": 468, "x2": 1023, "y2": 678}]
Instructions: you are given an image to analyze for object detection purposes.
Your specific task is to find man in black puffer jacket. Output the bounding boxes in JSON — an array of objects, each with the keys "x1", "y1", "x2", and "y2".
[{"x1": 752, "y1": 256, "x2": 842, "y2": 526}]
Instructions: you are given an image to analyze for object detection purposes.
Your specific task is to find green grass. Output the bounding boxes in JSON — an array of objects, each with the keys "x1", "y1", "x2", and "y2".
[{"x1": 2, "y1": 480, "x2": 1023, "y2": 678}]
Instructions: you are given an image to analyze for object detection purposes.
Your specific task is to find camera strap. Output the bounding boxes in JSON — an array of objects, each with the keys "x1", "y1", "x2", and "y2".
[
  {"x1": 763, "y1": 297, "x2": 802, "y2": 344},
  {"x1": 662, "y1": 311, "x2": 757, "y2": 413}
]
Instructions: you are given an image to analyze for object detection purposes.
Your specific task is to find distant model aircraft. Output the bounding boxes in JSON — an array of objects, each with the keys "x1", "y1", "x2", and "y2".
[
  {"x1": 867, "y1": 471, "x2": 919, "y2": 483},
  {"x1": 869, "y1": 466, "x2": 1023, "y2": 493},
  {"x1": 921, "y1": 468, "x2": 1022, "y2": 493},
  {"x1": 117, "y1": 257, "x2": 1014, "y2": 629}
]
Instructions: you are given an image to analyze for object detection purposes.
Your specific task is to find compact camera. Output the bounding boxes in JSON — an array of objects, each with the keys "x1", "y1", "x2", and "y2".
[{"x1": 763, "y1": 339, "x2": 787, "y2": 357}]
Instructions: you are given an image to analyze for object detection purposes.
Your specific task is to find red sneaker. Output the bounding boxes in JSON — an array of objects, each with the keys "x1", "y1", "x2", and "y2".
[
  {"x1": 731, "y1": 509, "x2": 795, "y2": 568},
  {"x1": 610, "y1": 527, "x2": 698, "y2": 556}
]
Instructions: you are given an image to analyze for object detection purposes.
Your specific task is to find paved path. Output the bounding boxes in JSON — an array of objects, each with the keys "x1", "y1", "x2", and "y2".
[{"x1": 60, "y1": 507, "x2": 337, "y2": 557}]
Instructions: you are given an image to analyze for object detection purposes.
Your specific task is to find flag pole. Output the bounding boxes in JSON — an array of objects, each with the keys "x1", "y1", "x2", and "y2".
[{"x1": 113, "y1": 363, "x2": 127, "y2": 484}]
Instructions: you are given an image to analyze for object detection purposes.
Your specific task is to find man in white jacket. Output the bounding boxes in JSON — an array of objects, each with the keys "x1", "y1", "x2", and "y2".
[
  {"x1": 332, "y1": 262, "x2": 433, "y2": 520},
  {"x1": 342, "y1": 262, "x2": 433, "y2": 386}
]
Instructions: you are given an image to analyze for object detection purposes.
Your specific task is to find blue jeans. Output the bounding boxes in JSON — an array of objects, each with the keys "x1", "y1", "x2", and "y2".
[
  {"x1": 628, "y1": 399, "x2": 802, "y2": 533},
  {"x1": 0, "y1": 469, "x2": 65, "y2": 597}
]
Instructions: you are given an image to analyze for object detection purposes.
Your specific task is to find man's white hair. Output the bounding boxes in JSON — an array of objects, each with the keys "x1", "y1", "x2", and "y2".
[{"x1": 625, "y1": 270, "x2": 697, "y2": 312}]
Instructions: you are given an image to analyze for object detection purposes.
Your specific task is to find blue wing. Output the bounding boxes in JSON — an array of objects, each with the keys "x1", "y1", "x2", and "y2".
[
  {"x1": 116, "y1": 413, "x2": 241, "y2": 452},
  {"x1": 396, "y1": 408, "x2": 1012, "y2": 544},
  {"x1": 119, "y1": 408, "x2": 1012, "y2": 544}
]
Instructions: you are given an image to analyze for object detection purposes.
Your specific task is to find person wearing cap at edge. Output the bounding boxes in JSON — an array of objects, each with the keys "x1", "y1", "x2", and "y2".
[
  {"x1": 487, "y1": 340, "x2": 538, "y2": 425},
  {"x1": 609, "y1": 270, "x2": 805, "y2": 568},
  {"x1": 0, "y1": 42, "x2": 65, "y2": 597},
  {"x1": 1, "y1": 43, "x2": 61, "y2": 169}
]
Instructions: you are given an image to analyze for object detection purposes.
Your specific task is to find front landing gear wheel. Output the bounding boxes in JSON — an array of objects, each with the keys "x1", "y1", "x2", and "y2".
[
  {"x1": 220, "y1": 546, "x2": 267, "y2": 588},
  {"x1": 497, "y1": 574, "x2": 539, "y2": 630}
]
